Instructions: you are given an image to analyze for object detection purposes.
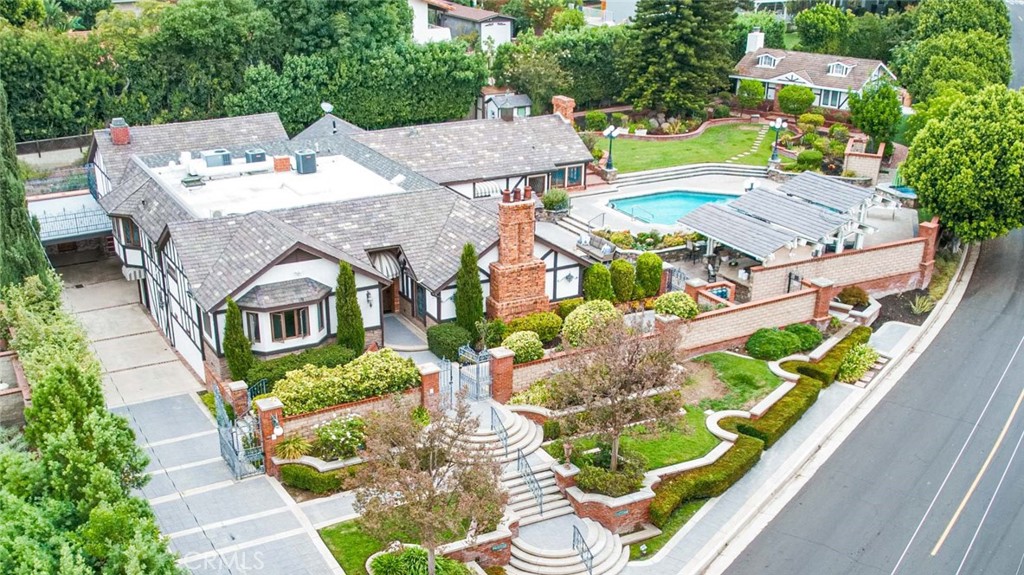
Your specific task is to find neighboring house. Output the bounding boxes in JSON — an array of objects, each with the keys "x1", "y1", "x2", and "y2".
[
  {"x1": 89, "y1": 113, "x2": 586, "y2": 383},
  {"x1": 427, "y1": 0, "x2": 515, "y2": 47},
  {"x1": 409, "y1": 0, "x2": 454, "y2": 43},
  {"x1": 351, "y1": 112, "x2": 592, "y2": 199},
  {"x1": 476, "y1": 87, "x2": 532, "y2": 120},
  {"x1": 292, "y1": 113, "x2": 364, "y2": 140},
  {"x1": 731, "y1": 30, "x2": 899, "y2": 111}
]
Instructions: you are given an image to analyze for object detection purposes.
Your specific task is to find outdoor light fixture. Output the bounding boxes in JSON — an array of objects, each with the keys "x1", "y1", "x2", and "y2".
[
  {"x1": 271, "y1": 414, "x2": 283, "y2": 440},
  {"x1": 562, "y1": 273, "x2": 576, "y2": 283},
  {"x1": 640, "y1": 544, "x2": 648, "y2": 556},
  {"x1": 602, "y1": 125, "x2": 625, "y2": 171},
  {"x1": 366, "y1": 292, "x2": 372, "y2": 306},
  {"x1": 769, "y1": 117, "x2": 788, "y2": 163}
]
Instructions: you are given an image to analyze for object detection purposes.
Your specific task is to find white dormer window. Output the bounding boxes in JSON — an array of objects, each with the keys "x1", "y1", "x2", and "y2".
[
  {"x1": 828, "y1": 63, "x2": 850, "y2": 77},
  {"x1": 756, "y1": 54, "x2": 777, "y2": 69}
]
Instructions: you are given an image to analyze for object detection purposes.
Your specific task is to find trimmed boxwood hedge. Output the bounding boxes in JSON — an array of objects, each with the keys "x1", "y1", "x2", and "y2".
[
  {"x1": 783, "y1": 323, "x2": 823, "y2": 351},
  {"x1": 745, "y1": 328, "x2": 802, "y2": 360},
  {"x1": 426, "y1": 323, "x2": 472, "y2": 361},
  {"x1": 782, "y1": 326, "x2": 871, "y2": 387},
  {"x1": 650, "y1": 435, "x2": 764, "y2": 527},
  {"x1": 247, "y1": 345, "x2": 357, "y2": 389},
  {"x1": 720, "y1": 376, "x2": 822, "y2": 449},
  {"x1": 506, "y1": 311, "x2": 563, "y2": 343},
  {"x1": 280, "y1": 464, "x2": 344, "y2": 494}
]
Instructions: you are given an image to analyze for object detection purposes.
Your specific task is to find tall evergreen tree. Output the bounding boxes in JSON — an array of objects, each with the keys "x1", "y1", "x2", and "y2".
[
  {"x1": 0, "y1": 79, "x2": 51, "y2": 290},
  {"x1": 623, "y1": 0, "x2": 735, "y2": 114},
  {"x1": 335, "y1": 261, "x2": 365, "y2": 352},
  {"x1": 454, "y1": 243, "x2": 483, "y2": 337},
  {"x1": 223, "y1": 297, "x2": 255, "y2": 381}
]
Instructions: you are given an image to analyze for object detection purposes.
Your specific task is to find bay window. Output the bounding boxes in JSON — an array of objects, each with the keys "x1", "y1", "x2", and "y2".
[{"x1": 271, "y1": 308, "x2": 309, "y2": 341}]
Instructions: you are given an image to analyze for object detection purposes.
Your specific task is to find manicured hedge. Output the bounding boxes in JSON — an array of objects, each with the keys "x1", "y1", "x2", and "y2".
[
  {"x1": 653, "y1": 291, "x2": 699, "y2": 319},
  {"x1": 502, "y1": 331, "x2": 545, "y2": 364},
  {"x1": 837, "y1": 286, "x2": 869, "y2": 307},
  {"x1": 556, "y1": 297, "x2": 585, "y2": 319},
  {"x1": 745, "y1": 328, "x2": 802, "y2": 360},
  {"x1": 784, "y1": 323, "x2": 823, "y2": 351},
  {"x1": 783, "y1": 326, "x2": 871, "y2": 387},
  {"x1": 280, "y1": 464, "x2": 344, "y2": 494},
  {"x1": 426, "y1": 323, "x2": 472, "y2": 361},
  {"x1": 722, "y1": 376, "x2": 822, "y2": 449},
  {"x1": 650, "y1": 435, "x2": 764, "y2": 527},
  {"x1": 562, "y1": 299, "x2": 623, "y2": 347},
  {"x1": 507, "y1": 311, "x2": 563, "y2": 343},
  {"x1": 247, "y1": 345, "x2": 357, "y2": 389}
]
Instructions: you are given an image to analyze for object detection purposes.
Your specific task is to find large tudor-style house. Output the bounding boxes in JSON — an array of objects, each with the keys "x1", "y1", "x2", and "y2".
[
  {"x1": 88, "y1": 106, "x2": 592, "y2": 383},
  {"x1": 731, "y1": 29, "x2": 900, "y2": 111}
]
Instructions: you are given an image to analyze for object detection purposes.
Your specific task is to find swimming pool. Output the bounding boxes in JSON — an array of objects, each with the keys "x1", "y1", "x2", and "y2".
[{"x1": 609, "y1": 191, "x2": 738, "y2": 225}]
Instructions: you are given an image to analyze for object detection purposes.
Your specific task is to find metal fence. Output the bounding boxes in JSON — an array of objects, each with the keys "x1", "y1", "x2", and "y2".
[
  {"x1": 24, "y1": 166, "x2": 90, "y2": 196},
  {"x1": 35, "y1": 207, "x2": 112, "y2": 244},
  {"x1": 16, "y1": 134, "x2": 92, "y2": 156}
]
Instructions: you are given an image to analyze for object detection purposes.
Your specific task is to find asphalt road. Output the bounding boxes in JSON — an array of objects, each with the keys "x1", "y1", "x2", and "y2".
[
  {"x1": 724, "y1": 231, "x2": 1024, "y2": 575},
  {"x1": 1010, "y1": 2, "x2": 1024, "y2": 89}
]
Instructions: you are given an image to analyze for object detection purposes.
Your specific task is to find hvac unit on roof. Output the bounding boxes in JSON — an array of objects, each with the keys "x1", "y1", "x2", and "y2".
[
  {"x1": 201, "y1": 148, "x2": 232, "y2": 168},
  {"x1": 245, "y1": 149, "x2": 266, "y2": 163},
  {"x1": 294, "y1": 149, "x2": 317, "y2": 174}
]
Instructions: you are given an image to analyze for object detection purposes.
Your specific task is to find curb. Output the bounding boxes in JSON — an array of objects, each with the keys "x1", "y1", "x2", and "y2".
[{"x1": 671, "y1": 244, "x2": 978, "y2": 575}]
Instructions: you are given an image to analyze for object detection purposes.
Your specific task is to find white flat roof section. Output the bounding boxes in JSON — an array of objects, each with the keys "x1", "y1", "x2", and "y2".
[{"x1": 151, "y1": 154, "x2": 408, "y2": 219}]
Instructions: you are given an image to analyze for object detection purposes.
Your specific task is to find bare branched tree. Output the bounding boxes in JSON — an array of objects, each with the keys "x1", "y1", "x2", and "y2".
[
  {"x1": 352, "y1": 396, "x2": 507, "y2": 575},
  {"x1": 550, "y1": 319, "x2": 684, "y2": 472}
]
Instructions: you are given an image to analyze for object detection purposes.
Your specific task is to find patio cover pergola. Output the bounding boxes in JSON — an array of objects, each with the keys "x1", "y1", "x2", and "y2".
[
  {"x1": 730, "y1": 187, "x2": 850, "y2": 243},
  {"x1": 679, "y1": 203, "x2": 795, "y2": 262}
]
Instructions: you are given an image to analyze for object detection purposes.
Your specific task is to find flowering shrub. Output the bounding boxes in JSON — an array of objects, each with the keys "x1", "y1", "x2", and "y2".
[
  {"x1": 653, "y1": 292, "x2": 699, "y2": 319},
  {"x1": 562, "y1": 300, "x2": 623, "y2": 347},
  {"x1": 314, "y1": 414, "x2": 365, "y2": 460},
  {"x1": 502, "y1": 331, "x2": 544, "y2": 364},
  {"x1": 272, "y1": 349, "x2": 420, "y2": 415},
  {"x1": 836, "y1": 343, "x2": 879, "y2": 383}
]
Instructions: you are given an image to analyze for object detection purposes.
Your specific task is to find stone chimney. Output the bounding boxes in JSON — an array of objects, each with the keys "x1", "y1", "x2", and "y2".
[
  {"x1": 746, "y1": 28, "x2": 765, "y2": 54},
  {"x1": 110, "y1": 118, "x2": 131, "y2": 146},
  {"x1": 552, "y1": 95, "x2": 576, "y2": 125},
  {"x1": 487, "y1": 190, "x2": 550, "y2": 322}
]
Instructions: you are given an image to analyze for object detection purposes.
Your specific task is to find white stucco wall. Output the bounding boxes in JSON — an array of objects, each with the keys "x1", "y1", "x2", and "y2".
[{"x1": 481, "y1": 20, "x2": 512, "y2": 47}]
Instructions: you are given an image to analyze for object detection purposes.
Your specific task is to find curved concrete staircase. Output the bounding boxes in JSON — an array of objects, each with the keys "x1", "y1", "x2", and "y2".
[
  {"x1": 454, "y1": 404, "x2": 544, "y2": 465},
  {"x1": 506, "y1": 518, "x2": 630, "y2": 575}
]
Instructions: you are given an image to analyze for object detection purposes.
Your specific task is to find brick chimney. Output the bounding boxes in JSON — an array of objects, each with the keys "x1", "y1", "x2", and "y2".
[
  {"x1": 110, "y1": 117, "x2": 131, "y2": 146},
  {"x1": 487, "y1": 190, "x2": 550, "y2": 322},
  {"x1": 552, "y1": 95, "x2": 576, "y2": 125}
]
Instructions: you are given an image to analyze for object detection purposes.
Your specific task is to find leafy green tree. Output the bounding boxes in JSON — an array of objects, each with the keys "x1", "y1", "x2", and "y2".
[
  {"x1": 41, "y1": 0, "x2": 69, "y2": 30},
  {"x1": 848, "y1": 80, "x2": 902, "y2": 146},
  {"x1": 896, "y1": 29, "x2": 1011, "y2": 102},
  {"x1": 522, "y1": 0, "x2": 565, "y2": 34},
  {"x1": 913, "y1": 0, "x2": 1010, "y2": 40},
  {"x1": 737, "y1": 79, "x2": 765, "y2": 112},
  {"x1": 335, "y1": 0, "x2": 411, "y2": 55},
  {"x1": 0, "y1": 0, "x2": 44, "y2": 25},
  {"x1": 550, "y1": 6, "x2": 583, "y2": 32},
  {"x1": 335, "y1": 261, "x2": 364, "y2": 353},
  {"x1": 624, "y1": 0, "x2": 734, "y2": 114},
  {"x1": 454, "y1": 243, "x2": 484, "y2": 338},
  {"x1": 902, "y1": 86, "x2": 1024, "y2": 243},
  {"x1": 842, "y1": 12, "x2": 890, "y2": 61},
  {"x1": 777, "y1": 85, "x2": 815, "y2": 116},
  {"x1": 225, "y1": 54, "x2": 331, "y2": 135},
  {"x1": 223, "y1": 297, "x2": 255, "y2": 381},
  {"x1": 904, "y1": 87, "x2": 964, "y2": 145},
  {"x1": 730, "y1": 11, "x2": 786, "y2": 60},
  {"x1": 583, "y1": 264, "x2": 614, "y2": 301},
  {"x1": 493, "y1": 45, "x2": 563, "y2": 115},
  {"x1": 794, "y1": 3, "x2": 851, "y2": 54},
  {"x1": 63, "y1": 0, "x2": 112, "y2": 29},
  {"x1": 498, "y1": 0, "x2": 530, "y2": 34},
  {"x1": 78, "y1": 500, "x2": 182, "y2": 575},
  {"x1": 256, "y1": 0, "x2": 340, "y2": 54},
  {"x1": 23, "y1": 361, "x2": 105, "y2": 448}
]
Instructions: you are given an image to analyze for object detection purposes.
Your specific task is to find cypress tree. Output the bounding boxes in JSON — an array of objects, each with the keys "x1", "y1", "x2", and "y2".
[
  {"x1": 0, "y1": 79, "x2": 15, "y2": 170},
  {"x1": 335, "y1": 261, "x2": 364, "y2": 352},
  {"x1": 223, "y1": 297, "x2": 255, "y2": 381},
  {"x1": 454, "y1": 243, "x2": 483, "y2": 337}
]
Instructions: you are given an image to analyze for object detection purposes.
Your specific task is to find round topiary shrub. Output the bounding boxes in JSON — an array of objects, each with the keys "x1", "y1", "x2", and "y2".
[
  {"x1": 837, "y1": 286, "x2": 869, "y2": 308},
  {"x1": 371, "y1": 547, "x2": 470, "y2": 575},
  {"x1": 745, "y1": 328, "x2": 802, "y2": 361},
  {"x1": 542, "y1": 188, "x2": 570, "y2": 211},
  {"x1": 784, "y1": 323, "x2": 823, "y2": 351},
  {"x1": 609, "y1": 259, "x2": 636, "y2": 303},
  {"x1": 562, "y1": 300, "x2": 623, "y2": 347},
  {"x1": 634, "y1": 252, "x2": 664, "y2": 298},
  {"x1": 797, "y1": 149, "x2": 823, "y2": 170},
  {"x1": 556, "y1": 297, "x2": 585, "y2": 319},
  {"x1": 507, "y1": 311, "x2": 562, "y2": 343},
  {"x1": 427, "y1": 323, "x2": 472, "y2": 361},
  {"x1": 502, "y1": 331, "x2": 544, "y2": 364},
  {"x1": 653, "y1": 291, "x2": 699, "y2": 319},
  {"x1": 583, "y1": 264, "x2": 615, "y2": 301}
]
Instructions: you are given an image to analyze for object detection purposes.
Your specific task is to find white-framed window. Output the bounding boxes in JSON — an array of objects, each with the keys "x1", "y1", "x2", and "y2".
[
  {"x1": 121, "y1": 219, "x2": 141, "y2": 247},
  {"x1": 246, "y1": 312, "x2": 261, "y2": 343},
  {"x1": 819, "y1": 89, "x2": 842, "y2": 109},
  {"x1": 756, "y1": 54, "x2": 777, "y2": 69},
  {"x1": 827, "y1": 63, "x2": 850, "y2": 77},
  {"x1": 203, "y1": 312, "x2": 214, "y2": 338},
  {"x1": 316, "y1": 300, "x2": 325, "y2": 331}
]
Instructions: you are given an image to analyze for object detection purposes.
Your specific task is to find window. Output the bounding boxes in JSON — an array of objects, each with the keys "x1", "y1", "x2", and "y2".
[
  {"x1": 316, "y1": 300, "x2": 325, "y2": 331},
  {"x1": 204, "y1": 312, "x2": 213, "y2": 337},
  {"x1": 246, "y1": 312, "x2": 261, "y2": 343},
  {"x1": 167, "y1": 265, "x2": 179, "y2": 284},
  {"x1": 756, "y1": 54, "x2": 777, "y2": 68},
  {"x1": 121, "y1": 219, "x2": 140, "y2": 247},
  {"x1": 819, "y1": 89, "x2": 842, "y2": 109},
  {"x1": 271, "y1": 308, "x2": 309, "y2": 341},
  {"x1": 550, "y1": 168, "x2": 566, "y2": 187},
  {"x1": 567, "y1": 166, "x2": 583, "y2": 186},
  {"x1": 827, "y1": 63, "x2": 849, "y2": 77}
]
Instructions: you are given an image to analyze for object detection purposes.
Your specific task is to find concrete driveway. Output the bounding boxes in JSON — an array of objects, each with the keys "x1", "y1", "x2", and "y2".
[{"x1": 60, "y1": 258, "x2": 345, "y2": 574}]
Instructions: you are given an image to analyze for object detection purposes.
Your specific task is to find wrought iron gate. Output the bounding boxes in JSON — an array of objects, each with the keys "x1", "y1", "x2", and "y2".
[
  {"x1": 458, "y1": 345, "x2": 492, "y2": 401},
  {"x1": 438, "y1": 358, "x2": 454, "y2": 410},
  {"x1": 214, "y1": 385, "x2": 265, "y2": 480}
]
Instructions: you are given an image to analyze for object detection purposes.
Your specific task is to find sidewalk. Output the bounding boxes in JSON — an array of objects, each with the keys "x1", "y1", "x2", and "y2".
[{"x1": 627, "y1": 244, "x2": 979, "y2": 575}]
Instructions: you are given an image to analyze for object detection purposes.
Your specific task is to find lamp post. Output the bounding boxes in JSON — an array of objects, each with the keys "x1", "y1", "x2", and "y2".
[
  {"x1": 602, "y1": 125, "x2": 620, "y2": 171},
  {"x1": 769, "y1": 117, "x2": 787, "y2": 163}
]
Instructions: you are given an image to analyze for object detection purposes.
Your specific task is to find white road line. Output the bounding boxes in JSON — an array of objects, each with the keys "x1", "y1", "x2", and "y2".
[
  {"x1": 141, "y1": 429, "x2": 216, "y2": 449},
  {"x1": 1015, "y1": 549, "x2": 1024, "y2": 575},
  {"x1": 890, "y1": 331, "x2": 1024, "y2": 575},
  {"x1": 954, "y1": 418, "x2": 1024, "y2": 574},
  {"x1": 148, "y1": 457, "x2": 223, "y2": 476}
]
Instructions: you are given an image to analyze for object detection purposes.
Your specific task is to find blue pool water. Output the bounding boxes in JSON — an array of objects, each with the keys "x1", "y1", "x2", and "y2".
[
  {"x1": 609, "y1": 191, "x2": 737, "y2": 225},
  {"x1": 892, "y1": 185, "x2": 917, "y2": 198}
]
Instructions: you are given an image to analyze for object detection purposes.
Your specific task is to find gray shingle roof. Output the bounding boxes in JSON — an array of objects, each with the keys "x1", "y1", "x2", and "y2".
[
  {"x1": 351, "y1": 115, "x2": 593, "y2": 184},
  {"x1": 678, "y1": 203, "x2": 795, "y2": 261},
  {"x1": 488, "y1": 93, "x2": 533, "y2": 109},
  {"x1": 733, "y1": 48, "x2": 896, "y2": 92},
  {"x1": 236, "y1": 278, "x2": 332, "y2": 310},
  {"x1": 429, "y1": 0, "x2": 512, "y2": 22},
  {"x1": 729, "y1": 187, "x2": 848, "y2": 242},
  {"x1": 292, "y1": 114, "x2": 365, "y2": 141},
  {"x1": 91, "y1": 113, "x2": 288, "y2": 187},
  {"x1": 778, "y1": 172, "x2": 875, "y2": 214},
  {"x1": 99, "y1": 158, "x2": 194, "y2": 240}
]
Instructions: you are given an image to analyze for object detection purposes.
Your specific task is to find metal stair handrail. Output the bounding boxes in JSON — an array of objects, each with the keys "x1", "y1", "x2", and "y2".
[
  {"x1": 490, "y1": 406, "x2": 508, "y2": 457},
  {"x1": 517, "y1": 448, "x2": 544, "y2": 517},
  {"x1": 572, "y1": 524, "x2": 594, "y2": 575}
]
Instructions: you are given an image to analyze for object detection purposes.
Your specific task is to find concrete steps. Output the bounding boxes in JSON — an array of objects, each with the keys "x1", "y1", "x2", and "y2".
[
  {"x1": 614, "y1": 163, "x2": 767, "y2": 188},
  {"x1": 506, "y1": 518, "x2": 629, "y2": 575},
  {"x1": 451, "y1": 406, "x2": 544, "y2": 465}
]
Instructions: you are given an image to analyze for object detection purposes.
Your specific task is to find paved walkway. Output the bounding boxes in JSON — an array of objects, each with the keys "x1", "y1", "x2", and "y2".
[
  {"x1": 382, "y1": 313, "x2": 428, "y2": 351},
  {"x1": 60, "y1": 258, "x2": 344, "y2": 574}
]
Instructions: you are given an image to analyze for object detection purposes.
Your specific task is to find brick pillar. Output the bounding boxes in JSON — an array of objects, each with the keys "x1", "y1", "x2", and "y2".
[
  {"x1": 684, "y1": 278, "x2": 707, "y2": 301},
  {"x1": 110, "y1": 118, "x2": 131, "y2": 145},
  {"x1": 419, "y1": 363, "x2": 440, "y2": 411},
  {"x1": 227, "y1": 381, "x2": 250, "y2": 416},
  {"x1": 918, "y1": 218, "x2": 940, "y2": 289},
  {"x1": 489, "y1": 347, "x2": 515, "y2": 404},
  {"x1": 659, "y1": 266, "x2": 672, "y2": 297},
  {"x1": 809, "y1": 278, "x2": 837, "y2": 328},
  {"x1": 487, "y1": 197, "x2": 549, "y2": 322},
  {"x1": 551, "y1": 95, "x2": 576, "y2": 125},
  {"x1": 255, "y1": 397, "x2": 285, "y2": 478}
]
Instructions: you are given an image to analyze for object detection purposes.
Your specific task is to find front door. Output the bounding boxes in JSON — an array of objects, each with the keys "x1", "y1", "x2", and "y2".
[
  {"x1": 382, "y1": 284, "x2": 395, "y2": 313},
  {"x1": 416, "y1": 285, "x2": 427, "y2": 322}
]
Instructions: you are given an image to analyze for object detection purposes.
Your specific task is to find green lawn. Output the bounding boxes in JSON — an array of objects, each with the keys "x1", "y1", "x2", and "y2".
[
  {"x1": 784, "y1": 32, "x2": 799, "y2": 49},
  {"x1": 544, "y1": 406, "x2": 719, "y2": 470},
  {"x1": 320, "y1": 520, "x2": 385, "y2": 575},
  {"x1": 596, "y1": 124, "x2": 778, "y2": 173},
  {"x1": 629, "y1": 499, "x2": 708, "y2": 560},
  {"x1": 696, "y1": 352, "x2": 783, "y2": 411}
]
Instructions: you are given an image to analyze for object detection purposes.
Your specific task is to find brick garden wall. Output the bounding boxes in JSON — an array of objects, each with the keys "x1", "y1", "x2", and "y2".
[{"x1": 280, "y1": 387, "x2": 422, "y2": 442}]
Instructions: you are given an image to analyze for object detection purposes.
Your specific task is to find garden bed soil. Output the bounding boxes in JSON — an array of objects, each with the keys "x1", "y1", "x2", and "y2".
[
  {"x1": 874, "y1": 289, "x2": 931, "y2": 327},
  {"x1": 679, "y1": 361, "x2": 729, "y2": 405}
]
